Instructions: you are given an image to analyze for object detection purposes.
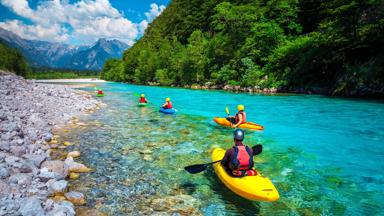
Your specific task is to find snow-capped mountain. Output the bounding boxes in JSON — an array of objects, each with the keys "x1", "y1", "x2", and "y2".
[{"x1": 0, "y1": 28, "x2": 129, "y2": 70}]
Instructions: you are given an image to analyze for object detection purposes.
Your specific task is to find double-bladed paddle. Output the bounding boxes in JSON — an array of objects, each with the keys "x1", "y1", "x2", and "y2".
[
  {"x1": 226, "y1": 106, "x2": 230, "y2": 116},
  {"x1": 184, "y1": 144, "x2": 263, "y2": 174}
]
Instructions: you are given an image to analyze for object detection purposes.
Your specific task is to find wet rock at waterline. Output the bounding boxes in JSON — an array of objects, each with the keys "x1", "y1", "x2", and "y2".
[{"x1": 64, "y1": 191, "x2": 86, "y2": 205}]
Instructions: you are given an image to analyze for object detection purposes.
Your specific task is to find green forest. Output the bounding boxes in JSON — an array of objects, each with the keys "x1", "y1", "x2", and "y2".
[
  {"x1": 101, "y1": 0, "x2": 384, "y2": 97},
  {"x1": 0, "y1": 40, "x2": 28, "y2": 76},
  {"x1": 27, "y1": 67, "x2": 100, "y2": 79}
]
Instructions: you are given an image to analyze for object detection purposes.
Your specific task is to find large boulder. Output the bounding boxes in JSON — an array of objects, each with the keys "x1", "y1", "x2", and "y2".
[
  {"x1": 46, "y1": 201, "x2": 75, "y2": 216},
  {"x1": 18, "y1": 196, "x2": 45, "y2": 216},
  {"x1": 23, "y1": 153, "x2": 47, "y2": 167},
  {"x1": 39, "y1": 167, "x2": 65, "y2": 182},
  {"x1": 41, "y1": 160, "x2": 69, "y2": 179}
]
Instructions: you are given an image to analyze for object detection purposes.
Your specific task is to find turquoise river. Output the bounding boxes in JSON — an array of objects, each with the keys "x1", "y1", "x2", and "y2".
[{"x1": 60, "y1": 82, "x2": 384, "y2": 215}]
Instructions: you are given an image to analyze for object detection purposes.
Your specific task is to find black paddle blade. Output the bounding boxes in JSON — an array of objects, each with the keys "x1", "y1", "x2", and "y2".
[
  {"x1": 184, "y1": 164, "x2": 208, "y2": 174},
  {"x1": 252, "y1": 144, "x2": 263, "y2": 155}
]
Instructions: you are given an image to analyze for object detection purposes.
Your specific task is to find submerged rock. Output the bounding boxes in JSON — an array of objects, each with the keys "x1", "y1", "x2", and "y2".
[
  {"x1": 65, "y1": 156, "x2": 91, "y2": 173},
  {"x1": 76, "y1": 207, "x2": 107, "y2": 216},
  {"x1": 150, "y1": 194, "x2": 202, "y2": 215},
  {"x1": 64, "y1": 191, "x2": 86, "y2": 205},
  {"x1": 67, "y1": 151, "x2": 80, "y2": 158},
  {"x1": 69, "y1": 172, "x2": 80, "y2": 180},
  {"x1": 63, "y1": 141, "x2": 73, "y2": 146}
]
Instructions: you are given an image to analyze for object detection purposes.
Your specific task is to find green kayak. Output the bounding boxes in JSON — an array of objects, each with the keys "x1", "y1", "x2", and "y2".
[
  {"x1": 138, "y1": 103, "x2": 148, "y2": 107},
  {"x1": 96, "y1": 93, "x2": 104, "y2": 97}
]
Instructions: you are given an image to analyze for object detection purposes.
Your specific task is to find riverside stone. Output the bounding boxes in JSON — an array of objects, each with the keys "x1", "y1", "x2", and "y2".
[
  {"x1": 0, "y1": 180, "x2": 11, "y2": 199},
  {"x1": 18, "y1": 196, "x2": 45, "y2": 216},
  {"x1": 0, "y1": 167, "x2": 10, "y2": 178},
  {"x1": 0, "y1": 72, "x2": 98, "y2": 215},
  {"x1": 23, "y1": 153, "x2": 47, "y2": 167},
  {"x1": 39, "y1": 167, "x2": 65, "y2": 182},
  {"x1": 48, "y1": 180, "x2": 68, "y2": 195},
  {"x1": 65, "y1": 156, "x2": 91, "y2": 173},
  {"x1": 46, "y1": 201, "x2": 75, "y2": 216},
  {"x1": 9, "y1": 173, "x2": 32, "y2": 185},
  {"x1": 67, "y1": 151, "x2": 80, "y2": 158},
  {"x1": 41, "y1": 160, "x2": 69, "y2": 179},
  {"x1": 64, "y1": 191, "x2": 86, "y2": 205}
]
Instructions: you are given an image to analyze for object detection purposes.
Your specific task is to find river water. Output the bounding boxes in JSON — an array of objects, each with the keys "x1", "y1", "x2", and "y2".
[{"x1": 62, "y1": 82, "x2": 384, "y2": 215}]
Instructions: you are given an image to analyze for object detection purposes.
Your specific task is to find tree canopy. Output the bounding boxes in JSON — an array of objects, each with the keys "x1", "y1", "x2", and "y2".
[
  {"x1": 101, "y1": 0, "x2": 384, "y2": 97},
  {"x1": 0, "y1": 40, "x2": 28, "y2": 77}
]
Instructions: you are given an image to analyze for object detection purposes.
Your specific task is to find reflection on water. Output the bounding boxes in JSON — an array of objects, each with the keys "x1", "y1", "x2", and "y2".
[{"x1": 60, "y1": 83, "x2": 384, "y2": 215}]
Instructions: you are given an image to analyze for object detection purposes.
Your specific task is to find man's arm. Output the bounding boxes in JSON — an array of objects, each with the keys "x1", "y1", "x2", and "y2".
[
  {"x1": 221, "y1": 149, "x2": 231, "y2": 166},
  {"x1": 232, "y1": 114, "x2": 243, "y2": 128}
]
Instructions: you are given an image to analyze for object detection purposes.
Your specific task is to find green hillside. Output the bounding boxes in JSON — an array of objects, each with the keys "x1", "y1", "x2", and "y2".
[
  {"x1": 0, "y1": 40, "x2": 28, "y2": 76},
  {"x1": 101, "y1": 0, "x2": 384, "y2": 97}
]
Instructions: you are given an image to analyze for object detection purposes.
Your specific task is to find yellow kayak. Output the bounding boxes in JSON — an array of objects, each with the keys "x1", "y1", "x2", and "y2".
[
  {"x1": 211, "y1": 148, "x2": 279, "y2": 202},
  {"x1": 213, "y1": 117, "x2": 264, "y2": 130}
]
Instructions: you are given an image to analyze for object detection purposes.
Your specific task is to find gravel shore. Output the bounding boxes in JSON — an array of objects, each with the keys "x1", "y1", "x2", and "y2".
[{"x1": 0, "y1": 71, "x2": 99, "y2": 215}]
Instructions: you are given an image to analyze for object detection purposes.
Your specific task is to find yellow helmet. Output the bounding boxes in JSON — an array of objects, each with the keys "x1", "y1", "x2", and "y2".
[
  {"x1": 237, "y1": 104, "x2": 245, "y2": 111},
  {"x1": 141, "y1": 94, "x2": 145, "y2": 97},
  {"x1": 166, "y1": 97, "x2": 170, "y2": 102}
]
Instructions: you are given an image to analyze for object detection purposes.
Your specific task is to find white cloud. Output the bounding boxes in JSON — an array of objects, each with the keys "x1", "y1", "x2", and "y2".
[
  {"x1": 145, "y1": 3, "x2": 166, "y2": 22},
  {"x1": 0, "y1": 20, "x2": 69, "y2": 42},
  {"x1": 138, "y1": 3, "x2": 165, "y2": 35},
  {"x1": 0, "y1": 0, "x2": 166, "y2": 45}
]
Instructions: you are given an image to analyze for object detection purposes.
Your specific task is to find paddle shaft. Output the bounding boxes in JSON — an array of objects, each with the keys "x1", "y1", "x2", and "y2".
[{"x1": 208, "y1": 160, "x2": 222, "y2": 165}]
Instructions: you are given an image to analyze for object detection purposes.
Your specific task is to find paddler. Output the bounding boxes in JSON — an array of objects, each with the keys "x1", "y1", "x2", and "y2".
[
  {"x1": 227, "y1": 105, "x2": 247, "y2": 128},
  {"x1": 161, "y1": 97, "x2": 173, "y2": 109},
  {"x1": 139, "y1": 94, "x2": 148, "y2": 103},
  {"x1": 97, "y1": 89, "x2": 103, "y2": 95},
  {"x1": 221, "y1": 129, "x2": 257, "y2": 177}
]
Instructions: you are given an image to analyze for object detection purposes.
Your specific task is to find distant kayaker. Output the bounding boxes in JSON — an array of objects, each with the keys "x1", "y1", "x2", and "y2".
[
  {"x1": 161, "y1": 98, "x2": 173, "y2": 109},
  {"x1": 227, "y1": 105, "x2": 247, "y2": 128},
  {"x1": 221, "y1": 129, "x2": 257, "y2": 177},
  {"x1": 139, "y1": 94, "x2": 148, "y2": 103},
  {"x1": 97, "y1": 89, "x2": 103, "y2": 95}
]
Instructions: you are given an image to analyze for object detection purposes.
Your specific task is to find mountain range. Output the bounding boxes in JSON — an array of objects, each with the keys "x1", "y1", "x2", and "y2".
[{"x1": 0, "y1": 28, "x2": 129, "y2": 70}]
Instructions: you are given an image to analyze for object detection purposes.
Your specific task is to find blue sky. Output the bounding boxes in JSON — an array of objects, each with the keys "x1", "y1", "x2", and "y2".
[{"x1": 0, "y1": 0, "x2": 170, "y2": 45}]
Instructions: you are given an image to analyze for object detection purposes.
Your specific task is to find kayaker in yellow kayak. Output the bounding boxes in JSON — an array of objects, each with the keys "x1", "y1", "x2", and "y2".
[
  {"x1": 139, "y1": 94, "x2": 148, "y2": 103},
  {"x1": 227, "y1": 105, "x2": 247, "y2": 128},
  {"x1": 161, "y1": 98, "x2": 173, "y2": 109},
  {"x1": 221, "y1": 129, "x2": 257, "y2": 177}
]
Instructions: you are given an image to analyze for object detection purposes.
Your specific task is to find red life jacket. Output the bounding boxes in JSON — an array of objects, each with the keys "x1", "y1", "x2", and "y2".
[
  {"x1": 97, "y1": 90, "x2": 103, "y2": 95},
  {"x1": 230, "y1": 145, "x2": 253, "y2": 171},
  {"x1": 139, "y1": 97, "x2": 147, "y2": 103},
  {"x1": 166, "y1": 101, "x2": 173, "y2": 109},
  {"x1": 235, "y1": 111, "x2": 246, "y2": 124}
]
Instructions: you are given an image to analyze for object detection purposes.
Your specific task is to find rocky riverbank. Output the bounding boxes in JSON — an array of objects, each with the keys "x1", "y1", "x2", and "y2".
[{"x1": 0, "y1": 71, "x2": 100, "y2": 215}]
